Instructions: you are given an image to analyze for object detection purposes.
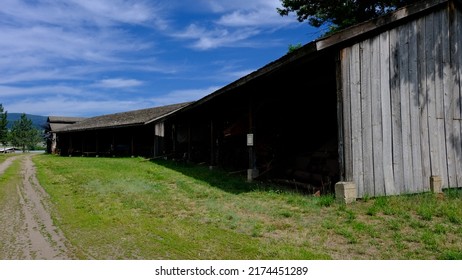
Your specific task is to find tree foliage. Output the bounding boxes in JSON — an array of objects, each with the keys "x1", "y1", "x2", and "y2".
[
  {"x1": 278, "y1": 0, "x2": 420, "y2": 33},
  {"x1": 10, "y1": 113, "x2": 41, "y2": 152},
  {"x1": 0, "y1": 104, "x2": 8, "y2": 147},
  {"x1": 288, "y1": 43, "x2": 303, "y2": 53}
]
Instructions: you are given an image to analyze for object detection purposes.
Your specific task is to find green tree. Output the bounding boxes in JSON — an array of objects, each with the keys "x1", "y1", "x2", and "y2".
[
  {"x1": 287, "y1": 43, "x2": 303, "y2": 53},
  {"x1": 10, "y1": 113, "x2": 41, "y2": 152},
  {"x1": 0, "y1": 104, "x2": 8, "y2": 148},
  {"x1": 277, "y1": 0, "x2": 419, "y2": 34}
]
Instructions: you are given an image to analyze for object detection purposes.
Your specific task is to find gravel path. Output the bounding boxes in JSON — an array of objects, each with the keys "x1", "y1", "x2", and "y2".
[{"x1": 0, "y1": 154, "x2": 75, "y2": 259}]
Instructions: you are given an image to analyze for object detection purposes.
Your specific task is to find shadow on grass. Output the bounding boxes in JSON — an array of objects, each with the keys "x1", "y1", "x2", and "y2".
[{"x1": 150, "y1": 159, "x2": 294, "y2": 195}]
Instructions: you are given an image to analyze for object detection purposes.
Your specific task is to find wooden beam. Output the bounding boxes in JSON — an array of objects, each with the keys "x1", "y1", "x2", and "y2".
[
  {"x1": 335, "y1": 51, "x2": 345, "y2": 181},
  {"x1": 316, "y1": 0, "x2": 448, "y2": 51},
  {"x1": 210, "y1": 119, "x2": 215, "y2": 166}
]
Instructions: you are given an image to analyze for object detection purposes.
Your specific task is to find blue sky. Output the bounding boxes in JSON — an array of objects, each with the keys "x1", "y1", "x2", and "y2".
[{"x1": 0, "y1": 0, "x2": 323, "y2": 117}]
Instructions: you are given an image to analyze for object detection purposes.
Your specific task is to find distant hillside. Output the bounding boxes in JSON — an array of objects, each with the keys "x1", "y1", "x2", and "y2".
[{"x1": 6, "y1": 113, "x2": 48, "y2": 130}]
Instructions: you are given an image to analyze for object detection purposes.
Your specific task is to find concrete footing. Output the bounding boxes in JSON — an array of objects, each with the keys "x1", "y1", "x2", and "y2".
[
  {"x1": 430, "y1": 176, "x2": 443, "y2": 193},
  {"x1": 335, "y1": 182, "x2": 357, "y2": 204}
]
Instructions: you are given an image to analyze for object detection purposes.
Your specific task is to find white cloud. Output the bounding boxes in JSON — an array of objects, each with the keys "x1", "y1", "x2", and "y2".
[
  {"x1": 6, "y1": 96, "x2": 150, "y2": 117},
  {"x1": 216, "y1": 8, "x2": 293, "y2": 27},
  {"x1": 0, "y1": 85, "x2": 84, "y2": 97},
  {"x1": 151, "y1": 86, "x2": 220, "y2": 105},
  {"x1": 69, "y1": 0, "x2": 153, "y2": 24},
  {"x1": 199, "y1": 0, "x2": 294, "y2": 28},
  {"x1": 4, "y1": 84, "x2": 219, "y2": 117},
  {"x1": 173, "y1": 24, "x2": 260, "y2": 50},
  {"x1": 170, "y1": 0, "x2": 300, "y2": 50},
  {"x1": 94, "y1": 78, "x2": 144, "y2": 88},
  {"x1": 0, "y1": 0, "x2": 164, "y2": 88},
  {"x1": 0, "y1": 0, "x2": 165, "y2": 28},
  {"x1": 199, "y1": 0, "x2": 280, "y2": 13}
]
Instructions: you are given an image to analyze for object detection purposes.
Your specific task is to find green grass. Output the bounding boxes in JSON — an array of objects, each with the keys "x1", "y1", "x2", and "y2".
[
  {"x1": 0, "y1": 153, "x2": 18, "y2": 164},
  {"x1": 32, "y1": 154, "x2": 462, "y2": 260},
  {"x1": 0, "y1": 156, "x2": 21, "y2": 201},
  {"x1": 0, "y1": 156, "x2": 23, "y2": 258}
]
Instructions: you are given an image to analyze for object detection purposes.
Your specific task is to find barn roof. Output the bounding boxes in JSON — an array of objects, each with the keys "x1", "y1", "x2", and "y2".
[
  {"x1": 54, "y1": 102, "x2": 192, "y2": 132},
  {"x1": 47, "y1": 116, "x2": 87, "y2": 123},
  {"x1": 47, "y1": 116, "x2": 87, "y2": 132}
]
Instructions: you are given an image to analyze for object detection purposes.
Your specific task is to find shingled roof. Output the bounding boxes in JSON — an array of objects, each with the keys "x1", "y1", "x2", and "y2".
[
  {"x1": 54, "y1": 102, "x2": 192, "y2": 132},
  {"x1": 47, "y1": 116, "x2": 87, "y2": 131}
]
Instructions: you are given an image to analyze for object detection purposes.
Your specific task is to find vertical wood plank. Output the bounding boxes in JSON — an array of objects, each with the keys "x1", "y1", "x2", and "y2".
[
  {"x1": 409, "y1": 20, "x2": 424, "y2": 192},
  {"x1": 455, "y1": 119, "x2": 462, "y2": 188},
  {"x1": 443, "y1": 5, "x2": 456, "y2": 188},
  {"x1": 390, "y1": 27, "x2": 405, "y2": 194},
  {"x1": 360, "y1": 39, "x2": 375, "y2": 196},
  {"x1": 380, "y1": 31, "x2": 395, "y2": 196},
  {"x1": 426, "y1": 12, "x2": 442, "y2": 178},
  {"x1": 350, "y1": 43, "x2": 364, "y2": 196},
  {"x1": 417, "y1": 16, "x2": 431, "y2": 191},
  {"x1": 341, "y1": 48, "x2": 353, "y2": 182},
  {"x1": 399, "y1": 23, "x2": 414, "y2": 193},
  {"x1": 455, "y1": 8, "x2": 462, "y2": 187},
  {"x1": 434, "y1": 9, "x2": 449, "y2": 188},
  {"x1": 456, "y1": 7, "x2": 462, "y2": 121},
  {"x1": 336, "y1": 52, "x2": 345, "y2": 181},
  {"x1": 371, "y1": 35, "x2": 385, "y2": 196}
]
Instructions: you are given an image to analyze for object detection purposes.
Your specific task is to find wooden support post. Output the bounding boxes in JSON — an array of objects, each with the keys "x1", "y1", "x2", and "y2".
[
  {"x1": 210, "y1": 119, "x2": 215, "y2": 169},
  {"x1": 131, "y1": 134, "x2": 134, "y2": 157},
  {"x1": 95, "y1": 131, "x2": 99, "y2": 156},
  {"x1": 247, "y1": 98, "x2": 258, "y2": 181},
  {"x1": 81, "y1": 133, "x2": 84, "y2": 156},
  {"x1": 336, "y1": 52, "x2": 345, "y2": 181},
  {"x1": 172, "y1": 124, "x2": 176, "y2": 154},
  {"x1": 69, "y1": 136, "x2": 73, "y2": 157},
  {"x1": 187, "y1": 122, "x2": 191, "y2": 162}
]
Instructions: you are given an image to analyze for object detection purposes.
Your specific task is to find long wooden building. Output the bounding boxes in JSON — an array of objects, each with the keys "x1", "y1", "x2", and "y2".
[
  {"x1": 53, "y1": 0, "x2": 462, "y2": 198},
  {"x1": 53, "y1": 103, "x2": 191, "y2": 157},
  {"x1": 46, "y1": 116, "x2": 86, "y2": 154}
]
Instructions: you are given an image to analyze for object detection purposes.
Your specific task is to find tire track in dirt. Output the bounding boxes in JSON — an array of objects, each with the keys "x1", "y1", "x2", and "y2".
[
  {"x1": 0, "y1": 154, "x2": 75, "y2": 259},
  {"x1": 0, "y1": 155, "x2": 19, "y2": 175}
]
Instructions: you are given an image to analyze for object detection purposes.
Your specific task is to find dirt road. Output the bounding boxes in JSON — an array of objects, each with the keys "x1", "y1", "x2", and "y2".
[{"x1": 0, "y1": 154, "x2": 75, "y2": 259}]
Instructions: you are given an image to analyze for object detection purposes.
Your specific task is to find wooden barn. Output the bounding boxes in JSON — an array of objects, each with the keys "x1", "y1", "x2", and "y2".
[
  {"x1": 53, "y1": 0, "x2": 462, "y2": 198},
  {"x1": 46, "y1": 116, "x2": 86, "y2": 154},
  {"x1": 52, "y1": 103, "x2": 191, "y2": 157}
]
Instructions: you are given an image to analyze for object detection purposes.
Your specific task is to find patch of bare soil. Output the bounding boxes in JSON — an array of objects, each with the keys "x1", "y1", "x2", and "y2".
[{"x1": 0, "y1": 155, "x2": 75, "y2": 259}]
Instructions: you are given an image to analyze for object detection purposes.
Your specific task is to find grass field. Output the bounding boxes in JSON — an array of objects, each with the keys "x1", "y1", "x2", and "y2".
[{"x1": 31, "y1": 154, "x2": 462, "y2": 260}]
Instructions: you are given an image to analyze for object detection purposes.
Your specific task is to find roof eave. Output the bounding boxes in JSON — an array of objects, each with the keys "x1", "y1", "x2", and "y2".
[{"x1": 315, "y1": 0, "x2": 448, "y2": 50}]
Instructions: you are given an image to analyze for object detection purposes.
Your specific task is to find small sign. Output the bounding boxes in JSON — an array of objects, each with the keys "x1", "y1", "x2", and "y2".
[{"x1": 247, "y1": 134, "x2": 254, "y2": 146}]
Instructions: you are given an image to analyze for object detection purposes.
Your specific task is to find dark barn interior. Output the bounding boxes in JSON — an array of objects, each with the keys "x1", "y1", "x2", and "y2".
[
  {"x1": 57, "y1": 125, "x2": 156, "y2": 157},
  {"x1": 163, "y1": 48, "x2": 340, "y2": 194}
]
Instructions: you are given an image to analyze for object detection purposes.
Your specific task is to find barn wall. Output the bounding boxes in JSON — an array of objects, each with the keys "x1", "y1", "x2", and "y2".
[{"x1": 340, "y1": 4, "x2": 462, "y2": 197}]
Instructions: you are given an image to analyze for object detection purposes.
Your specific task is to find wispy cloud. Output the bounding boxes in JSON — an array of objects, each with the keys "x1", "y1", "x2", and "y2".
[
  {"x1": 150, "y1": 86, "x2": 221, "y2": 105},
  {"x1": 212, "y1": 0, "x2": 293, "y2": 28},
  {"x1": 173, "y1": 24, "x2": 260, "y2": 50},
  {"x1": 93, "y1": 78, "x2": 144, "y2": 89},
  {"x1": 0, "y1": 85, "x2": 84, "y2": 97},
  {"x1": 0, "y1": 0, "x2": 163, "y2": 83},
  {"x1": 170, "y1": 0, "x2": 298, "y2": 50},
  {"x1": 6, "y1": 96, "x2": 150, "y2": 117},
  {"x1": 1, "y1": 0, "x2": 165, "y2": 28}
]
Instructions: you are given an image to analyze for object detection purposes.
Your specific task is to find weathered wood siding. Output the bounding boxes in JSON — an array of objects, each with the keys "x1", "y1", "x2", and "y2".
[{"x1": 340, "y1": 5, "x2": 462, "y2": 197}]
